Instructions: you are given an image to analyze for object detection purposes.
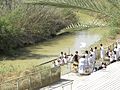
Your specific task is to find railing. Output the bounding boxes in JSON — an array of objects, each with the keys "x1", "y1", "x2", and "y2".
[
  {"x1": 0, "y1": 66, "x2": 61, "y2": 90},
  {"x1": 40, "y1": 80, "x2": 73, "y2": 90},
  {"x1": 49, "y1": 80, "x2": 73, "y2": 90},
  {"x1": 0, "y1": 41, "x2": 118, "y2": 90}
]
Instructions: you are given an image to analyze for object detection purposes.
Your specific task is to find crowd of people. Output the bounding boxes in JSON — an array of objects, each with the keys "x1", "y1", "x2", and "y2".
[{"x1": 53, "y1": 40, "x2": 120, "y2": 75}]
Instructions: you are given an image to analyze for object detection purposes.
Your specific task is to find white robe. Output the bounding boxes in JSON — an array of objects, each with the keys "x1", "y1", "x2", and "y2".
[
  {"x1": 78, "y1": 58, "x2": 85, "y2": 74},
  {"x1": 59, "y1": 58, "x2": 64, "y2": 65},
  {"x1": 78, "y1": 58, "x2": 90, "y2": 74},
  {"x1": 100, "y1": 47, "x2": 105, "y2": 59},
  {"x1": 55, "y1": 60, "x2": 60, "y2": 66},
  {"x1": 88, "y1": 56, "x2": 94, "y2": 72},
  {"x1": 63, "y1": 58, "x2": 67, "y2": 64},
  {"x1": 93, "y1": 49, "x2": 97, "y2": 59},
  {"x1": 114, "y1": 48, "x2": 119, "y2": 59},
  {"x1": 91, "y1": 52, "x2": 95, "y2": 61},
  {"x1": 117, "y1": 44, "x2": 120, "y2": 56},
  {"x1": 110, "y1": 55, "x2": 113, "y2": 62},
  {"x1": 112, "y1": 53, "x2": 117, "y2": 61},
  {"x1": 68, "y1": 56, "x2": 74, "y2": 62}
]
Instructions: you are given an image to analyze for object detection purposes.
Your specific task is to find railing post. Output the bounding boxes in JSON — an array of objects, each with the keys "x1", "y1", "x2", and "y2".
[
  {"x1": 50, "y1": 68, "x2": 52, "y2": 84},
  {"x1": 71, "y1": 82, "x2": 73, "y2": 90},
  {"x1": 67, "y1": 62, "x2": 71, "y2": 73},
  {"x1": 70, "y1": 62, "x2": 71, "y2": 72},
  {"x1": 16, "y1": 79, "x2": 19, "y2": 90},
  {"x1": 29, "y1": 76, "x2": 32, "y2": 90},
  {"x1": 68, "y1": 48, "x2": 70, "y2": 55},
  {"x1": 39, "y1": 71, "x2": 42, "y2": 87},
  {"x1": 62, "y1": 86, "x2": 64, "y2": 90}
]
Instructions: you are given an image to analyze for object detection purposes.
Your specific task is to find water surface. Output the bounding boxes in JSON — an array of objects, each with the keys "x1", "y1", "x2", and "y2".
[{"x1": 22, "y1": 30, "x2": 101, "y2": 62}]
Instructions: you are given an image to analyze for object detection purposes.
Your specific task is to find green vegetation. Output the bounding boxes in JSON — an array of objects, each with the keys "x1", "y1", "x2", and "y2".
[
  {"x1": 0, "y1": 0, "x2": 78, "y2": 55},
  {"x1": 1, "y1": 0, "x2": 120, "y2": 87},
  {"x1": 25, "y1": 0, "x2": 120, "y2": 38},
  {"x1": 0, "y1": 66, "x2": 61, "y2": 90}
]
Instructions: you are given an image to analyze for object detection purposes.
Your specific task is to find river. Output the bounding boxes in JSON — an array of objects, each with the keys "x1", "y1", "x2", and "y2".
[
  {"x1": 18, "y1": 30, "x2": 101, "y2": 63},
  {"x1": 0, "y1": 30, "x2": 102, "y2": 77}
]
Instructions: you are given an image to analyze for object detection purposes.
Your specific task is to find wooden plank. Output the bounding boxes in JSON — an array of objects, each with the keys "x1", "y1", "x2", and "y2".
[{"x1": 76, "y1": 62, "x2": 120, "y2": 90}]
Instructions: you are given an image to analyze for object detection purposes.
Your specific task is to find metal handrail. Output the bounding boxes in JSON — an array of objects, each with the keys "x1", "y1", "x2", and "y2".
[
  {"x1": 0, "y1": 41, "x2": 118, "y2": 90},
  {"x1": 47, "y1": 80, "x2": 73, "y2": 90}
]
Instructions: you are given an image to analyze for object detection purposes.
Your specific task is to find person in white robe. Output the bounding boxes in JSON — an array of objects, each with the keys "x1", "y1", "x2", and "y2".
[
  {"x1": 114, "y1": 46, "x2": 119, "y2": 60},
  {"x1": 55, "y1": 60, "x2": 60, "y2": 66},
  {"x1": 58, "y1": 57, "x2": 64, "y2": 65},
  {"x1": 112, "y1": 51, "x2": 117, "y2": 62},
  {"x1": 63, "y1": 56, "x2": 68, "y2": 64},
  {"x1": 90, "y1": 49, "x2": 95, "y2": 61},
  {"x1": 68, "y1": 54, "x2": 74, "y2": 63},
  {"x1": 85, "y1": 50, "x2": 89, "y2": 60},
  {"x1": 78, "y1": 56, "x2": 85, "y2": 74},
  {"x1": 59, "y1": 52, "x2": 65, "y2": 59},
  {"x1": 93, "y1": 47, "x2": 97, "y2": 59},
  {"x1": 88, "y1": 54, "x2": 94, "y2": 73},
  {"x1": 100, "y1": 44, "x2": 105, "y2": 62},
  {"x1": 78, "y1": 55, "x2": 90, "y2": 75},
  {"x1": 117, "y1": 40, "x2": 120, "y2": 57},
  {"x1": 109, "y1": 50, "x2": 117, "y2": 63},
  {"x1": 109, "y1": 50, "x2": 113, "y2": 63}
]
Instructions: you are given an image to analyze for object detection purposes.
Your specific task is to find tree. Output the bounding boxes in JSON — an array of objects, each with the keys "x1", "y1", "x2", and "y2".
[{"x1": 24, "y1": 0, "x2": 120, "y2": 33}]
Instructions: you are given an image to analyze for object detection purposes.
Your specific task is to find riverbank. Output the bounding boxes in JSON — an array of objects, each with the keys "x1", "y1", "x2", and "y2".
[
  {"x1": 0, "y1": 29, "x2": 100, "y2": 82},
  {"x1": 88, "y1": 27, "x2": 120, "y2": 48},
  {"x1": 0, "y1": 11, "x2": 119, "y2": 83},
  {"x1": 0, "y1": 27, "x2": 119, "y2": 83},
  {"x1": 0, "y1": 2, "x2": 78, "y2": 55}
]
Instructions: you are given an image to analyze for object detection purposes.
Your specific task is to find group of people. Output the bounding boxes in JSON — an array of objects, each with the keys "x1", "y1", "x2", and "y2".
[
  {"x1": 106, "y1": 44, "x2": 120, "y2": 63},
  {"x1": 53, "y1": 40, "x2": 120, "y2": 75},
  {"x1": 53, "y1": 52, "x2": 74, "y2": 67}
]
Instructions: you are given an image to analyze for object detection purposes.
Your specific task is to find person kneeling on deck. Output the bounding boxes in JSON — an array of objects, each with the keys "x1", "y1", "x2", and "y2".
[
  {"x1": 98, "y1": 62, "x2": 107, "y2": 70},
  {"x1": 78, "y1": 55, "x2": 90, "y2": 75},
  {"x1": 110, "y1": 51, "x2": 117, "y2": 63},
  {"x1": 72, "y1": 51, "x2": 80, "y2": 72},
  {"x1": 116, "y1": 40, "x2": 120, "y2": 58},
  {"x1": 114, "y1": 46, "x2": 119, "y2": 60},
  {"x1": 116, "y1": 40, "x2": 120, "y2": 60}
]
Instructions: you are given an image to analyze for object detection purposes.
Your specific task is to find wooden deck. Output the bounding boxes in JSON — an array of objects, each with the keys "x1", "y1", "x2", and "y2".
[{"x1": 40, "y1": 61, "x2": 120, "y2": 90}]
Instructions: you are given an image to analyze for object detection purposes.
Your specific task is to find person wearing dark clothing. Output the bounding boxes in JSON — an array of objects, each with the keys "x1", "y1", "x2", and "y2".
[
  {"x1": 72, "y1": 51, "x2": 80, "y2": 72},
  {"x1": 98, "y1": 62, "x2": 107, "y2": 70}
]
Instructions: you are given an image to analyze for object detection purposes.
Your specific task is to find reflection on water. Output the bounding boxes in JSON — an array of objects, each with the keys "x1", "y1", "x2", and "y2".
[
  {"x1": 73, "y1": 31, "x2": 100, "y2": 53},
  {"x1": 79, "y1": 42, "x2": 86, "y2": 48},
  {"x1": 27, "y1": 31, "x2": 101, "y2": 58}
]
